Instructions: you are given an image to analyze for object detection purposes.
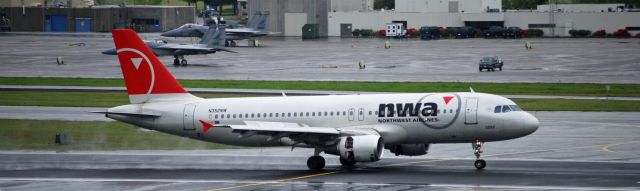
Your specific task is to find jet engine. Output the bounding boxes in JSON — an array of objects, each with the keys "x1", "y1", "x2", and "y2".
[
  {"x1": 388, "y1": 144, "x2": 430, "y2": 156},
  {"x1": 336, "y1": 135, "x2": 384, "y2": 162}
]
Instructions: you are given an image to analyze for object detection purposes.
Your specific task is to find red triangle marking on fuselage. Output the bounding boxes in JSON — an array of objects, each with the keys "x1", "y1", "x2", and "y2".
[
  {"x1": 199, "y1": 120, "x2": 214, "y2": 133},
  {"x1": 443, "y1": 96, "x2": 454, "y2": 104}
]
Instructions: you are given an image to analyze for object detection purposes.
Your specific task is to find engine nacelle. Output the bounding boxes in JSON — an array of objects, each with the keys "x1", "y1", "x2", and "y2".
[
  {"x1": 337, "y1": 135, "x2": 384, "y2": 162},
  {"x1": 388, "y1": 144, "x2": 430, "y2": 156}
]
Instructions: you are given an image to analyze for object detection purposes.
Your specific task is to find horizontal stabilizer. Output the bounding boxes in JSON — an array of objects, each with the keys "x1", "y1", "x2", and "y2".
[{"x1": 90, "y1": 111, "x2": 160, "y2": 118}]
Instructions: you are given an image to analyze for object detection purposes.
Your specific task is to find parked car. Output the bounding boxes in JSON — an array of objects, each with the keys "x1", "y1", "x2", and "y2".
[
  {"x1": 420, "y1": 26, "x2": 441, "y2": 40},
  {"x1": 484, "y1": 26, "x2": 504, "y2": 38},
  {"x1": 479, "y1": 56, "x2": 503, "y2": 71},
  {"x1": 503, "y1": 27, "x2": 523, "y2": 38},
  {"x1": 455, "y1": 27, "x2": 475, "y2": 39}
]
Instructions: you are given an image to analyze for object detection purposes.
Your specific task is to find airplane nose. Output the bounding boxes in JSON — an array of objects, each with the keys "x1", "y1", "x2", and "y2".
[
  {"x1": 101, "y1": 48, "x2": 117, "y2": 55},
  {"x1": 523, "y1": 113, "x2": 539, "y2": 135}
]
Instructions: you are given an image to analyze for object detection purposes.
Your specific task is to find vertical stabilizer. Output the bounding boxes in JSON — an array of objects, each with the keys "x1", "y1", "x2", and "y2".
[
  {"x1": 111, "y1": 29, "x2": 199, "y2": 104},
  {"x1": 200, "y1": 24, "x2": 226, "y2": 48}
]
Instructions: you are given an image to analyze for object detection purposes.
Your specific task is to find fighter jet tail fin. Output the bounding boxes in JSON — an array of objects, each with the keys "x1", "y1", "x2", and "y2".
[
  {"x1": 200, "y1": 24, "x2": 226, "y2": 48},
  {"x1": 111, "y1": 29, "x2": 200, "y2": 104},
  {"x1": 248, "y1": 11, "x2": 269, "y2": 31}
]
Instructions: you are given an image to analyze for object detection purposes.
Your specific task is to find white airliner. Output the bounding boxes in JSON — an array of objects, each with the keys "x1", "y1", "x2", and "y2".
[{"x1": 100, "y1": 29, "x2": 539, "y2": 171}]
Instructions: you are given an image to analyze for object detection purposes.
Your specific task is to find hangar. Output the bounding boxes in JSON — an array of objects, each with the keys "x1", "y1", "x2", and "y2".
[
  {"x1": 0, "y1": 0, "x2": 194, "y2": 32},
  {"x1": 245, "y1": 0, "x2": 640, "y2": 37}
]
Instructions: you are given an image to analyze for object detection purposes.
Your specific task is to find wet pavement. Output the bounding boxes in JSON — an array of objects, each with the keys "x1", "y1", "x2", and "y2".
[
  {"x1": 0, "y1": 111, "x2": 639, "y2": 190},
  {"x1": 1, "y1": 33, "x2": 639, "y2": 83}
]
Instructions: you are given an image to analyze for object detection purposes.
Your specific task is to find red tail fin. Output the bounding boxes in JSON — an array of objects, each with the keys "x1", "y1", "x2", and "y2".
[{"x1": 111, "y1": 29, "x2": 195, "y2": 103}]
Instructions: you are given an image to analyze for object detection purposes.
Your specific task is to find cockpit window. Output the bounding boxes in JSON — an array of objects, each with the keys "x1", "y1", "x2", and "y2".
[
  {"x1": 501, "y1": 105, "x2": 512, "y2": 113},
  {"x1": 494, "y1": 105, "x2": 502, "y2": 113},
  {"x1": 509, "y1": 105, "x2": 523, "y2": 111}
]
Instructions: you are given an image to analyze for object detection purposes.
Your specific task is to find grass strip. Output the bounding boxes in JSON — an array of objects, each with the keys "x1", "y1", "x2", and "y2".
[
  {"x1": 0, "y1": 119, "x2": 231, "y2": 150},
  {"x1": 513, "y1": 99, "x2": 640, "y2": 112},
  {"x1": 1, "y1": 90, "x2": 640, "y2": 111},
  {"x1": 0, "y1": 91, "x2": 260, "y2": 107},
  {"x1": 1, "y1": 77, "x2": 639, "y2": 97}
]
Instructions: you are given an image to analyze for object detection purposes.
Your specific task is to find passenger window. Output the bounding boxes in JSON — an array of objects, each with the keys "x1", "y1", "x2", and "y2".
[
  {"x1": 443, "y1": 109, "x2": 447, "y2": 114},
  {"x1": 264, "y1": 113, "x2": 267, "y2": 117},
  {"x1": 226, "y1": 114, "x2": 230, "y2": 118},
  {"x1": 288, "y1": 113, "x2": 291, "y2": 117},
  {"x1": 215, "y1": 114, "x2": 218, "y2": 118},
  {"x1": 251, "y1": 114, "x2": 254, "y2": 118},
  {"x1": 343, "y1": 111, "x2": 347, "y2": 115},
  {"x1": 502, "y1": 105, "x2": 512, "y2": 113},
  {"x1": 450, "y1": 109, "x2": 453, "y2": 113},
  {"x1": 375, "y1": 111, "x2": 379, "y2": 115},
  {"x1": 275, "y1": 113, "x2": 279, "y2": 117},
  {"x1": 238, "y1": 114, "x2": 242, "y2": 119},
  {"x1": 324, "y1": 112, "x2": 328, "y2": 116},
  {"x1": 437, "y1": 110, "x2": 440, "y2": 114},
  {"x1": 221, "y1": 114, "x2": 224, "y2": 119},
  {"x1": 330, "y1": 112, "x2": 334, "y2": 116},
  {"x1": 257, "y1": 113, "x2": 260, "y2": 118},
  {"x1": 306, "y1": 112, "x2": 309, "y2": 117},
  {"x1": 294, "y1": 113, "x2": 297, "y2": 117}
]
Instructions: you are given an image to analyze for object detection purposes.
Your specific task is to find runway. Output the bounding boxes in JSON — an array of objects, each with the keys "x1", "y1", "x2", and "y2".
[
  {"x1": 1, "y1": 111, "x2": 639, "y2": 190},
  {"x1": 1, "y1": 34, "x2": 639, "y2": 83}
]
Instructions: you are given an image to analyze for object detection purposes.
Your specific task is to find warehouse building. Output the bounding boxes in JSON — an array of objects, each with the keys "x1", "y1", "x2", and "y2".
[
  {"x1": 327, "y1": 0, "x2": 640, "y2": 37},
  {"x1": 247, "y1": 0, "x2": 373, "y2": 37},
  {"x1": 0, "y1": 1, "x2": 194, "y2": 32}
]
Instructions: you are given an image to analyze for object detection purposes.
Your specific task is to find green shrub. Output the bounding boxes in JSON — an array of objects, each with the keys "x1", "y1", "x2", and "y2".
[{"x1": 352, "y1": 29, "x2": 361, "y2": 37}]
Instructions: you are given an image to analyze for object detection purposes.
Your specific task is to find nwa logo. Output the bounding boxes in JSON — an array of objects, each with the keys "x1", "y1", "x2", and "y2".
[
  {"x1": 377, "y1": 94, "x2": 461, "y2": 129},
  {"x1": 378, "y1": 103, "x2": 439, "y2": 118}
]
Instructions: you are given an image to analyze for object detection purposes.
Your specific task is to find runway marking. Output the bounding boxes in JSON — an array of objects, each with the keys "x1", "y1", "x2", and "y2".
[
  {"x1": 0, "y1": 177, "x2": 241, "y2": 183},
  {"x1": 601, "y1": 141, "x2": 639, "y2": 153},
  {"x1": 385, "y1": 141, "x2": 640, "y2": 167},
  {"x1": 209, "y1": 171, "x2": 337, "y2": 191}
]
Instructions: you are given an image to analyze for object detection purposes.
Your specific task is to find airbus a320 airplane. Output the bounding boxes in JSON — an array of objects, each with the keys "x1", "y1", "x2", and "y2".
[{"x1": 99, "y1": 29, "x2": 539, "y2": 171}]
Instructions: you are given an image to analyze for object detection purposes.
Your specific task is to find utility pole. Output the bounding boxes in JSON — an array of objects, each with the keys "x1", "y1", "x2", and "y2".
[{"x1": 549, "y1": 0, "x2": 556, "y2": 37}]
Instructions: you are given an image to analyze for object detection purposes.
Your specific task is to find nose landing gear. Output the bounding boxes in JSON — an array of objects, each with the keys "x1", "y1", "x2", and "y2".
[
  {"x1": 173, "y1": 55, "x2": 188, "y2": 66},
  {"x1": 473, "y1": 139, "x2": 486, "y2": 170}
]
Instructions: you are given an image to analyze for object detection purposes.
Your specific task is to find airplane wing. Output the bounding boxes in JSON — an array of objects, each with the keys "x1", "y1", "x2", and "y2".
[
  {"x1": 221, "y1": 121, "x2": 403, "y2": 146},
  {"x1": 153, "y1": 44, "x2": 237, "y2": 53}
]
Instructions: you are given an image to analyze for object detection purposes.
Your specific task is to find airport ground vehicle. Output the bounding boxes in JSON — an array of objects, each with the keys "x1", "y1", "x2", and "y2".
[
  {"x1": 102, "y1": 29, "x2": 538, "y2": 171},
  {"x1": 455, "y1": 27, "x2": 475, "y2": 39},
  {"x1": 503, "y1": 27, "x2": 523, "y2": 38},
  {"x1": 420, "y1": 26, "x2": 441, "y2": 40},
  {"x1": 484, "y1": 26, "x2": 504, "y2": 38},
  {"x1": 479, "y1": 56, "x2": 503, "y2": 71}
]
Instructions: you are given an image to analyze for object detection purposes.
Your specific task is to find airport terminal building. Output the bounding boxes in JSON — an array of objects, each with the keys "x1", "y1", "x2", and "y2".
[{"x1": 248, "y1": 0, "x2": 640, "y2": 37}]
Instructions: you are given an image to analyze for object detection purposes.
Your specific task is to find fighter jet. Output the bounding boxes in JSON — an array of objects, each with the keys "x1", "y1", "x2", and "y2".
[
  {"x1": 102, "y1": 24, "x2": 233, "y2": 66},
  {"x1": 161, "y1": 11, "x2": 270, "y2": 47}
]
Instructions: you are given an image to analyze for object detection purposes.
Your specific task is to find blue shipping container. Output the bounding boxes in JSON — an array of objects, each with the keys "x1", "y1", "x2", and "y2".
[
  {"x1": 75, "y1": 18, "x2": 91, "y2": 32},
  {"x1": 50, "y1": 15, "x2": 67, "y2": 32}
]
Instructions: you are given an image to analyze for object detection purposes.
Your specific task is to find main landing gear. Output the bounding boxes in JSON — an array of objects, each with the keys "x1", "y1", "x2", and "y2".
[
  {"x1": 173, "y1": 55, "x2": 187, "y2": 66},
  {"x1": 307, "y1": 147, "x2": 325, "y2": 171},
  {"x1": 473, "y1": 139, "x2": 486, "y2": 170}
]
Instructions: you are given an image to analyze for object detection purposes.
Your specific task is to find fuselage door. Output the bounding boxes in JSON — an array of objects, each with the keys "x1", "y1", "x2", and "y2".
[
  {"x1": 358, "y1": 108, "x2": 365, "y2": 121},
  {"x1": 465, "y1": 97, "x2": 479, "y2": 125},
  {"x1": 183, "y1": 103, "x2": 197, "y2": 130},
  {"x1": 348, "y1": 108, "x2": 355, "y2": 121}
]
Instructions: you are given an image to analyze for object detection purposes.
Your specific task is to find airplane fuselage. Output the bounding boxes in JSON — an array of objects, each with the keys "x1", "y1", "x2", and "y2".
[{"x1": 108, "y1": 92, "x2": 538, "y2": 148}]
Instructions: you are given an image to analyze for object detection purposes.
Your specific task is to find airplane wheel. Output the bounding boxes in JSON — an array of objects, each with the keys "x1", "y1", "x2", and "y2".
[
  {"x1": 499, "y1": 67, "x2": 502, "y2": 71},
  {"x1": 231, "y1": 41, "x2": 236, "y2": 47},
  {"x1": 339, "y1": 157, "x2": 356, "y2": 167},
  {"x1": 173, "y1": 58, "x2": 180, "y2": 65},
  {"x1": 307, "y1": 156, "x2": 325, "y2": 171},
  {"x1": 474, "y1": 159, "x2": 486, "y2": 170},
  {"x1": 181, "y1": 59, "x2": 188, "y2": 66}
]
